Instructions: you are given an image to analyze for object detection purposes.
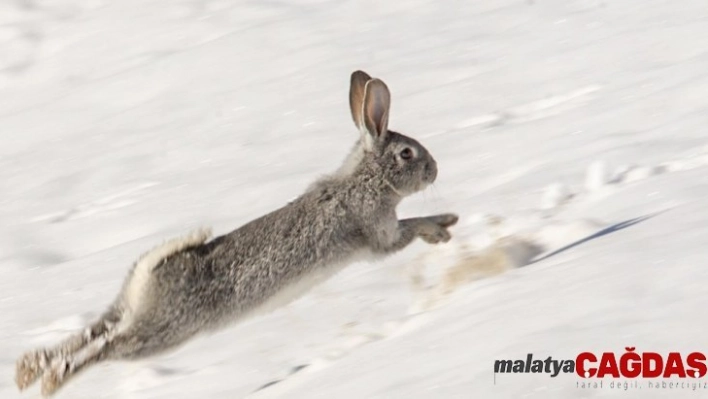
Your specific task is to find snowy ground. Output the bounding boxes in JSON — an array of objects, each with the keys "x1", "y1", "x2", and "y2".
[{"x1": 2, "y1": 0, "x2": 708, "y2": 398}]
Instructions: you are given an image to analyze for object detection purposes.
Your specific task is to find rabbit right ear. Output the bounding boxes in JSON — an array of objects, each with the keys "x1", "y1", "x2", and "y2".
[
  {"x1": 362, "y1": 78, "x2": 390, "y2": 144},
  {"x1": 349, "y1": 70, "x2": 372, "y2": 131}
]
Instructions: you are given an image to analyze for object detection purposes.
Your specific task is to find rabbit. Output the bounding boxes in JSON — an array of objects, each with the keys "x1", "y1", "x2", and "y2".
[{"x1": 15, "y1": 70, "x2": 458, "y2": 397}]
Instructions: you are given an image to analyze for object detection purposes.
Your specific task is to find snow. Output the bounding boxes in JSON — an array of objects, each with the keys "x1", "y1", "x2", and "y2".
[{"x1": 2, "y1": 0, "x2": 708, "y2": 398}]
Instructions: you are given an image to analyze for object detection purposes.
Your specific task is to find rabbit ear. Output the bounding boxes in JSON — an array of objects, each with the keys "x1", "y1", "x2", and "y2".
[
  {"x1": 362, "y1": 78, "x2": 391, "y2": 143},
  {"x1": 349, "y1": 70, "x2": 372, "y2": 131}
]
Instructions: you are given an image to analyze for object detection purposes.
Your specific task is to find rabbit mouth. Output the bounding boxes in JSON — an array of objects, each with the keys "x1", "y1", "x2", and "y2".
[{"x1": 416, "y1": 177, "x2": 435, "y2": 192}]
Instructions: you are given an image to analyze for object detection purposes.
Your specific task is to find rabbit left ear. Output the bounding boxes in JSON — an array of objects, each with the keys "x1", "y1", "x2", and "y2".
[
  {"x1": 362, "y1": 78, "x2": 390, "y2": 144},
  {"x1": 349, "y1": 70, "x2": 372, "y2": 132}
]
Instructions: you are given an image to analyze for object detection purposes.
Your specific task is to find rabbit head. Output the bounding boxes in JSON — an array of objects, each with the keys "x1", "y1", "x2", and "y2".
[{"x1": 340, "y1": 70, "x2": 438, "y2": 197}]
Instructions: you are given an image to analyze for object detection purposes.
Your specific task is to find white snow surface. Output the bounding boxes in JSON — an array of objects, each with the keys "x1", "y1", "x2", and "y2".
[{"x1": 2, "y1": 0, "x2": 708, "y2": 398}]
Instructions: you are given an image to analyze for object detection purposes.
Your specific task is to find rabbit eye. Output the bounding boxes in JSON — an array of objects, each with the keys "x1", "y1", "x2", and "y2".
[{"x1": 400, "y1": 148, "x2": 413, "y2": 160}]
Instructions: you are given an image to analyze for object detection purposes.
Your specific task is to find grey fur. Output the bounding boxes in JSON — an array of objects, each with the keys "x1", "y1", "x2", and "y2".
[{"x1": 15, "y1": 70, "x2": 458, "y2": 397}]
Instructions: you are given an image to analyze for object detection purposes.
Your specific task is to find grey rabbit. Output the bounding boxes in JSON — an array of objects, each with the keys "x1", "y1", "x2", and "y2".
[{"x1": 15, "y1": 70, "x2": 458, "y2": 397}]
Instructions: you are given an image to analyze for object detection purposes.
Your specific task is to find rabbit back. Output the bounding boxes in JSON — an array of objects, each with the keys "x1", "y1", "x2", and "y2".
[{"x1": 138, "y1": 182, "x2": 389, "y2": 332}]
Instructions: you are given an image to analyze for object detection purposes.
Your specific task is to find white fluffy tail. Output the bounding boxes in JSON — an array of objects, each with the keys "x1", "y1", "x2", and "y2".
[{"x1": 123, "y1": 228, "x2": 213, "y2": 314}]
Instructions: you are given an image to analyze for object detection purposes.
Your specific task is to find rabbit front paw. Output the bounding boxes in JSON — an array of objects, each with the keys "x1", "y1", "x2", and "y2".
[{"x1": 416, "y1": 213, "x2": 459, "y2": 244}]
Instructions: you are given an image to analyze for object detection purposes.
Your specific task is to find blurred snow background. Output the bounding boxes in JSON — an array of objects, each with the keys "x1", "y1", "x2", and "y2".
[{"x1": 1, "y1": 0, "x2": 707, "y2": 398}]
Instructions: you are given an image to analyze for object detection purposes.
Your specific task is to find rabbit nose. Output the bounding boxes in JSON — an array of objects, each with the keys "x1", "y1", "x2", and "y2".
[{"x1": 425, "y1": 160, "x2": 438, "y2": 182}]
